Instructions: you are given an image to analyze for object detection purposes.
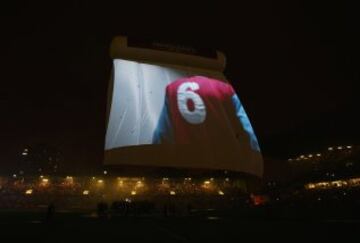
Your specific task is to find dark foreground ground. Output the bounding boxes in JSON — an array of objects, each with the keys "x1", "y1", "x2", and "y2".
[{"x1": 0, "y1": 209, "x2": 359, "y2": 243}]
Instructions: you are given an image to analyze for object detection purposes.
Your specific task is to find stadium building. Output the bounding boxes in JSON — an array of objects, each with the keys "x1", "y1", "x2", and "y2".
[
  {"x1": 104, "y1": 36, "x2": 263, "y2": 190},
  {"x1": 0, "y1": 36, "x2": 265, "y2": 212}
]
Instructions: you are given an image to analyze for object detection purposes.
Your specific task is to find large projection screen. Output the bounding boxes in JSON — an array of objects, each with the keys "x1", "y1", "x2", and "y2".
[{"x1": 105, "y1": 58, "x2": 263, "y2": 177}]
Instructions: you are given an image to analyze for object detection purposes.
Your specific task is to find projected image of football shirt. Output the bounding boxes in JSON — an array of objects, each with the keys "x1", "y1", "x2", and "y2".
[{"x1": 153, "y1": 76, "x2": 260, "y2": 151}]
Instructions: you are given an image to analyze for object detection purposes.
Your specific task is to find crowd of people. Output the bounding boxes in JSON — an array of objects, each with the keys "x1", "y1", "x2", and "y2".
[{"x1": 0, "y1": 176, "x2": 251, "y2": 215}]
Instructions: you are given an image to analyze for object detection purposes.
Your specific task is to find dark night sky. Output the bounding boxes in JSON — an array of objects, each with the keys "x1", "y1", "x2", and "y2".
[{"x1": 0, "y1": 1, "x2": 359, "y2": 172}]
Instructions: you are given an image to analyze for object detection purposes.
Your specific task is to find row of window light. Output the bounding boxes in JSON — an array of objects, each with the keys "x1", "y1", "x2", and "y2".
[
  {"x1": 288, "y1": 145, "x2": 353, "y2": 162},
  {"x1": 328, "y1": 145, "x2": 352, "y2": 151}
]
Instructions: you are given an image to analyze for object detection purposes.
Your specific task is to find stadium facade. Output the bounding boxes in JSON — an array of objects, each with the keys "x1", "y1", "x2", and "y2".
[{"x1": 104, "y1": 36, "x2": 263, "y2": 192}]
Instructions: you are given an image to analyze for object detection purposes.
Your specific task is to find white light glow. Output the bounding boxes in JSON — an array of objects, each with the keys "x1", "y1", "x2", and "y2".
[{"x1": 25, "y1": 189, "x2": 33, "y2": 195}]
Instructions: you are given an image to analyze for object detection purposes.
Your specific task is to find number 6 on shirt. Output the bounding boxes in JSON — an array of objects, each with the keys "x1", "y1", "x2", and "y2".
[{"x1": 177, "y1": 82, "x2": 207, "y2": 124}]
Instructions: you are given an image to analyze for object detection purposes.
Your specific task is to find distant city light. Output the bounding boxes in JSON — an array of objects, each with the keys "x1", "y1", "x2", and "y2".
[
  {"x1": 308, "y1": 154, "x2": 313, "y2": 158},
  {"x1": 22, "y1": 152, "x2": 28, "y2": 156},
  {"x1": 103, "y1": 170, "x2": 108, "y2": 175},
  {"x1": 347, "y1": 145, "x2": 352, "y2": 149},
  {"x1": 25, "y1": 189, "x2": 33, "y2": 195},
  {"x1": 82, "y1": 190, "x2": 89, "y2": 195},
  {"x1": 169, "y1": 190, "x2": 176, "y2": 195},
  {"x1": 328, "y1": 147, "x2": 334, "y2": 151},
  {"x1": 118, "y1": 180, "x2": 123, "y2": 187},
  {"x1": 218, "y1": 190, "x2": 224, "y2": 195},
  {"x1": 131, "y1": 190, "x2": 137, "y2": 195},
  {"x1": 13, "y1": 174, "x2": 17, "y2": 178},
  {"x1": 337, "y1": 146, "x2": 343, "y2": 150},
  {"x1": 225, "y1": 178, "x2": 230, "y2": 182},
  {"x1": 65, "y1": 176, "x2": 74, "y2": 184},
  {"x1": 304, "y1": 177, "x2": 360, "y2": 190},
  {"x1": 136, "y1": 181, "x2": 143, "y2": 188},
  {"x1": 331, "y1": 180, "x2": 347, "y2": 187},
  {"x1": 300, "y1": 155, "x2": 305, "y2": 158},
  {"x1": 97, "y1": 179, "x2": 104, "y2": 184},
  {"x1": 204, "y1": 180, "x2": 211, "y2": 185},
  {"x1": 40, "y1": 178, "x2": 49, "y2": 187},
  {"x1": 316, "y1": 153, "x2": 321, "y2": 157},
  {"x1": 307, "y1": 184, "x2": 316, "y2": 189}
]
